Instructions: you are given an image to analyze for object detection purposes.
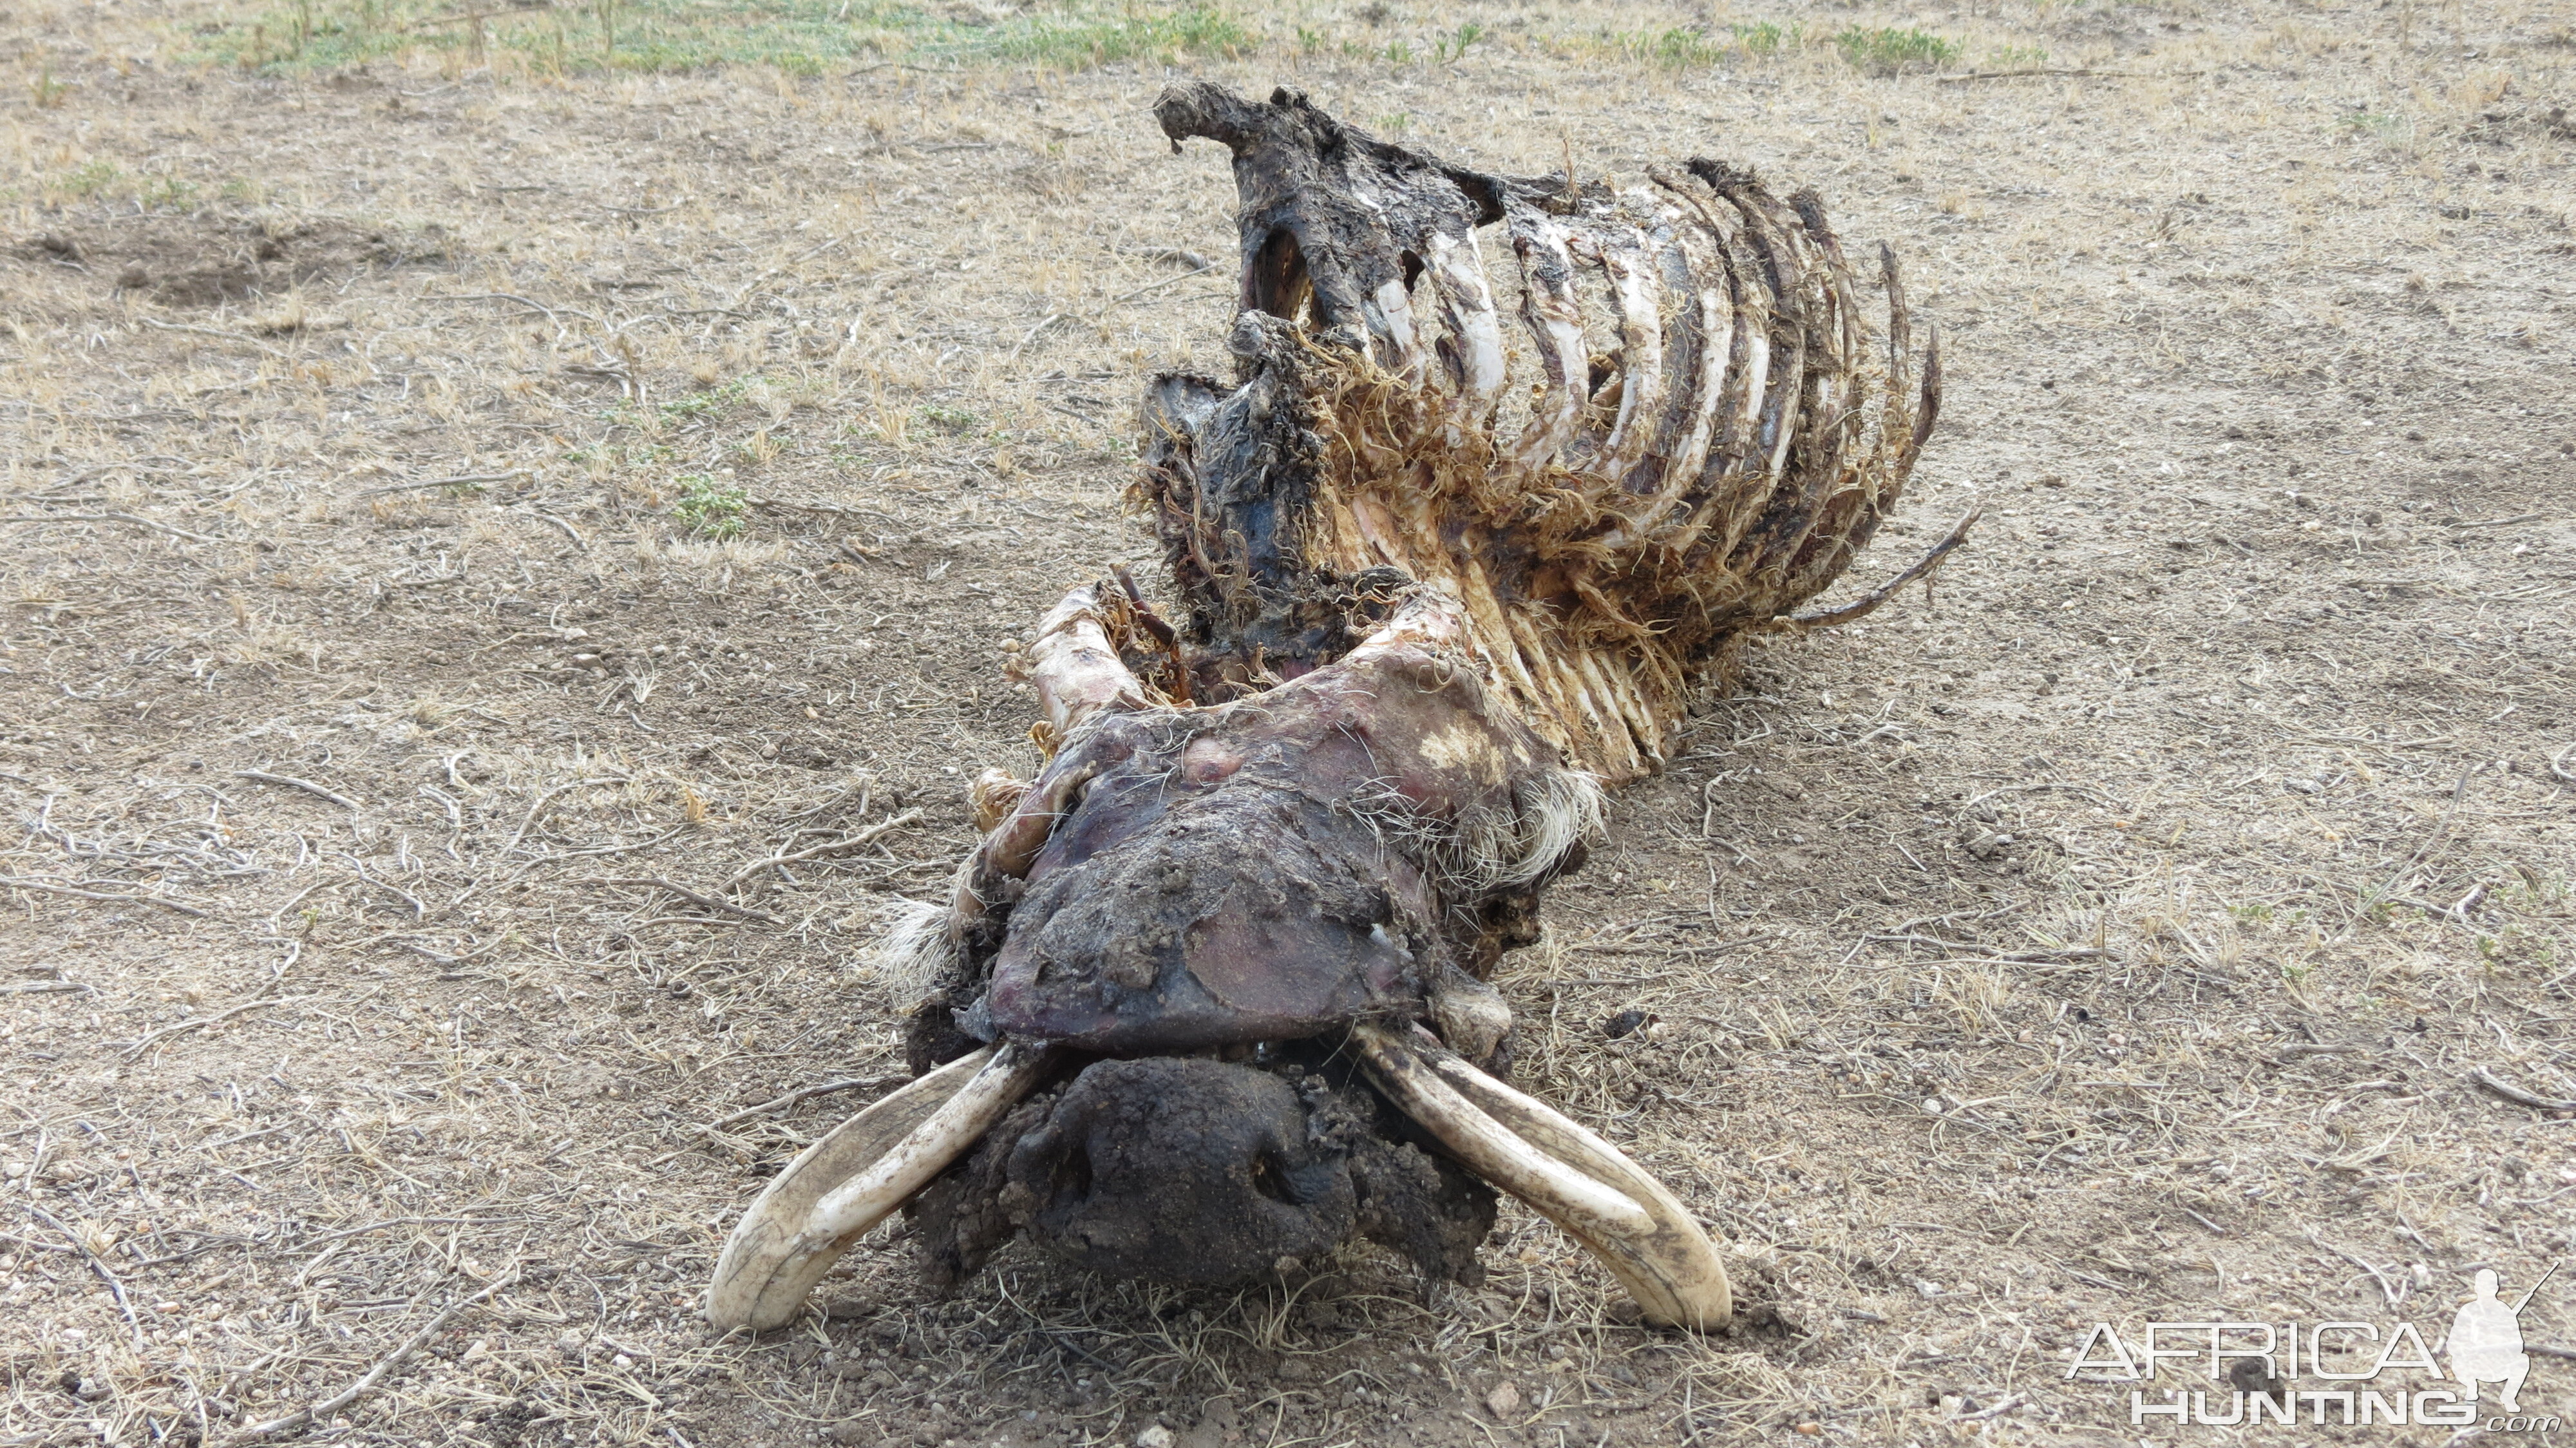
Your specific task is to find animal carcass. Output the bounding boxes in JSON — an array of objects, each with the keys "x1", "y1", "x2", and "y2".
[{"x1": 710, "y1": 82, "x2": 1960, "y2": 1333}]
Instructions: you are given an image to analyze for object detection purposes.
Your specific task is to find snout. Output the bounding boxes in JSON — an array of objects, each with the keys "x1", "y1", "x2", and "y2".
[{"x1": 1003, "y1": 1057, "x2": 1358, "y2": 1283}]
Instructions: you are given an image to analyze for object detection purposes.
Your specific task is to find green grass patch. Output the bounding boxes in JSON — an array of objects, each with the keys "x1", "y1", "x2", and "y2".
[
  {"x1": 669, "y1": 473, "x2": 749, "y2": 538},
  {"x1": 190, "y1": 0, "x2": 1248, "y2": 77},
  {"x1": 914, "y1": 403, "x2": 981, "y2": 435},
  {"x1": 1545, "y1": 23, "x2": 1805, "y2": 69},
  {"x1": 1832, "y1": 26, "x2": 1961, "y2": 75}
]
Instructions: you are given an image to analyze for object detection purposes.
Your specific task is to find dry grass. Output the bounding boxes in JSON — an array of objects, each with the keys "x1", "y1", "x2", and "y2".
[{"x1": 4, "y1": 0, "x2": 2573, "y2": 1445}]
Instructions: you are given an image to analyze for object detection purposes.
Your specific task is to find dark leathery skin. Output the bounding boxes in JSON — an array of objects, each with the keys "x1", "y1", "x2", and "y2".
[
  {"x1": 981, "y1": 642, "x2": 1553, "y2": 1053},
  {"x1": 1003, "y1": 1057, "x2": 1357, "y2": 1284}
]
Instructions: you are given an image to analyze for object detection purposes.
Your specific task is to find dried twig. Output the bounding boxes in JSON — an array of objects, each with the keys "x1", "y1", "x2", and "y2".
[
  {"x1": 1009, "y1": 312, "x2": 1066, "y2": 359},
  {"x1": 595, "y1": 877, "x2": 782, "y2": 925},
  {"x1": 18, "y1": 1202, "x2": 144, "y2": 1346},
  {"x1": 231, "y1": 1268, "x2": 520, "y2": 1442},
  {"x1": 703, "y1": 1076, "x2": 904, "y2": 1132},
  {"x1": 0, "y1": 980, "x2": 92, "y2": 995},
  {"x1": 1934, "y1": 67, "x2": 2210, "y2": 83},
  {"x1": 721, "y1": 807, "x2": 923, "y2": 890},
  {"x1": 1110, "y1": 262, "x2": 1216, "y2": 305},
  {"x1": 0, "y1": 512, "x2": 223, "y2": 543},
  {"x1": 504, "y1": 776, "x2": 632, "y2": 855},
  {"x1": 138, "y1": 316, "x2": 289, "y2": 356},
  {"x1": 2469, "y1": 1067, "x2": 2576, "y2": 1112},
  {"x1": 236, "y1": 770, "x2": 363, "y2": 810},
  {"x1": 2550, "y1": 741, "x2": 2575, "y2": 785},
  {"x1": 2309, "y1": 1232, "x2": 2401, "y2": 1306},
  {"x1": 0, "y1": 877, "x2": 212, "y2": 917},
  {"x1": 122, "y1": 995, "x2": 318, "y2": 1060},
  {"x1": 360, "y1": 471, "x2": 530, "y2": 495},
  {"x1": 1768, "y1": 509, "x2": 1980, "y2": 632}
]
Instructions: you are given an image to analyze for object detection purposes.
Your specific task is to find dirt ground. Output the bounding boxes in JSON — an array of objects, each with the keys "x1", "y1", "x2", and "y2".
[{"x1": 5, "y1": 1, "x2": 2574, "y2": 1445}]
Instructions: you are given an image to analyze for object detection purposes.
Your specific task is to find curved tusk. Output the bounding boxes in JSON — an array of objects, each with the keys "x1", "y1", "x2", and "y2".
[
  {"x1": 1350, "y1": 1023, "x2": 1732, "y2": 1331},
  {"x1": 707, "y1": 1041, "x2": 1056, "y2": 1331}
]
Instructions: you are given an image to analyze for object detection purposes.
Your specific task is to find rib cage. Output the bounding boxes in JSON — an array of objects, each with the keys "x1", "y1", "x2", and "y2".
[{"x1": 1139, "y1": 84, "x2": 1955, "y2": 782}]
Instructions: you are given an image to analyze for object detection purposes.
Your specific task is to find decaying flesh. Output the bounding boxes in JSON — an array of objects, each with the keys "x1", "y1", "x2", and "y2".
[{"x1": 708, "y1": 83, "x2": 1960, "y2": 1335}]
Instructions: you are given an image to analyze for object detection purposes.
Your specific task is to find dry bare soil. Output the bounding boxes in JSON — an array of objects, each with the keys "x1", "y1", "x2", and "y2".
[{"x1": 4, "y1": 2, "x2": 2573, "y2": 1445}]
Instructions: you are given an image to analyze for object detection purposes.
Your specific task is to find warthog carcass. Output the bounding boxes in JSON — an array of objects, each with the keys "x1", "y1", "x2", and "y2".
[{"x1": 710, "y1": 82, "x2": 1962, "y2": 1333}]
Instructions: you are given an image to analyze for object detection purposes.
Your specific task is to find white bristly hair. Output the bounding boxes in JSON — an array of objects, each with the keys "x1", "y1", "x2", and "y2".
[
  {"x1": 1342, "y1": 765, "x2": 1604, "y2": 898},
  {"x1": 1483, "y1": 767, "x2": 1605, "y2": 889},
  {"x1": 871, "y1": 897, "x2": 961, "y2": 1000}
]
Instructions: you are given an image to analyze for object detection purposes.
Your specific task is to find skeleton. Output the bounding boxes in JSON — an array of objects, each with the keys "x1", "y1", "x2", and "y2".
[{"x1": 709, "y1": 84, "x2": 1965, "y2": 1334}]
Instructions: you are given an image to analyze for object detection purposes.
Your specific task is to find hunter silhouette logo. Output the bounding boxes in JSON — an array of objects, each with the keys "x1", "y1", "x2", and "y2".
[
  {"x1": 2448, "y1": 1264, "x2": 2554, "y2": 1413},
  {"x1": 2071, "y1": 1261, "x2": 2563, "y2": 1431}
]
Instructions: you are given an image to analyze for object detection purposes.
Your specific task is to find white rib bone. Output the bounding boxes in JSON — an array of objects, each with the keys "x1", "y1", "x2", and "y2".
[
  {"x1": 706, "y1": 1042, "x2": 1056, "y2": 1331},
  {"x1": 1504, "y1": 211, "x2": 1587, "y2": 476},
  {"x1": 1594, "y1": 231, "x2": 1664, "y2": 481},
  {"x1": 1425, "y1": 230, "x2": 1506, "y2": 418},
  {"x1": 1365, "y1": 276, "x2": 1426, "y2": 377},
  {"x1": 1656, "y1": 237, "x2": 1732, "y2": 511},
  {"x1": 1352, "y1": 1024, "x2": 1733, "y2": 1330}
]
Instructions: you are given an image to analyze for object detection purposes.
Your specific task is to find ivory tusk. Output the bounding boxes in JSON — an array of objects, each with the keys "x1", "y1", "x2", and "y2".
[
  {"x1": 1351, "y1": 1024, "x2": 1649, "y2": 1237},
  {"x1": 1350, "y1": 1024, "x2": 1733, "y2": 1331},
  {"x1": 707, "y1": 1041, "x2": 1056, "y2": 1331}
]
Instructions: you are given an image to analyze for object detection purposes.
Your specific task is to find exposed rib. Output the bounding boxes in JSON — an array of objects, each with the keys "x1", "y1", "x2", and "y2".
[
  {"x1": 1593, "y1": 229, "x2": 1665, "y2": 482},
  {"x1": 1425, "y1": 230, "x2": 1507, "y2": 419},
  {"x1": 1504, "y1": 208, "x2": 1587, "y2": 476}
]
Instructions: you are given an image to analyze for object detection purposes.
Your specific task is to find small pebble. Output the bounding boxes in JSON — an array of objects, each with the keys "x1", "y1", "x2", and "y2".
[
  {"x1": 1485, "y1": 1382, "x2": 1521, "y2": 1417},
  {"x1": 1135, "y1": 1426, "x2": 1175, "y2": 1448}
]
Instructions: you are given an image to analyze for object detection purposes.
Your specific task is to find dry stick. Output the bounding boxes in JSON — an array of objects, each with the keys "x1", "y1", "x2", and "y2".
[
  {"x1": 2468, "y1": 1067, "x2": 2576, "y2": 1112},
  {"x1": 1108, "y1": 262, "x2": 1217, "y2": 305},
  {"x1": 236, "y1": 770, "x2": 363, "y2": 810},
  {"x1": 2372, "y1": 765, "x2": 2476, "y2": 902},
  {"x1": 2550, "y1": 741, "x2": 2576, "y2": 785},
  {"x1": 702, "y1": 1075, "x2": 905, "y2": 1132},
  {"x1": 293, "y1": 1215, "x2": 530, "y2": 1253},
  {"x1": 138, "y1": 317, "x2": 289, "y2": 356},
  {"x1": 1766, "y1": 508, "x2": 1982, "y2": 632},
  {"x1": 721, "y1": 807, "x2": 923, "y2": 890},
  {"x1": 230, "y1": 1269, "x2": 520, "y2": 1443},
  {"x1": 431, "y1": 292, "x2": 600, "y2": 328},
  {"x1": 360, "y1": 470, "x2": 531, "y2": 496},
  {"x1": 1933, "y1": 67, "x2": 2211, "y2": 84},
  {"x1": 0, "y1": 512, "x2": 223, "y2": 543},
  {"x1": 1009, "y1": 312, "x2": 1065, "y2": 359},
  {"x1": 2309, "y1": 1232, "x2": 2401, "y2": 1306},
  {"x1": 122, "y1": 995, "x2": 317, "y2": 1061},
  {"x1": 503, "y1": 776, "x2": 630, "y2": 855},
  {"x1": 0, "y1": 877, "x2": 211, "y2": 917},
  {"x1": 0, "y1": 980, "x2": 92, "y2": 995},
  {"x1": 19, "y1": 1203, "x2": 145, "y2": 1346},
  {"x1": 596, "y1": 877, "x2": 781, "y2": 925}
]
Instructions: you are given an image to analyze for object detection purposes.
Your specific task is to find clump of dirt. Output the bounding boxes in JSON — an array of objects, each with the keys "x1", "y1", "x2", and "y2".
[{"x1": 15, "y1": 209, "x2": 445, "y2": 307}]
